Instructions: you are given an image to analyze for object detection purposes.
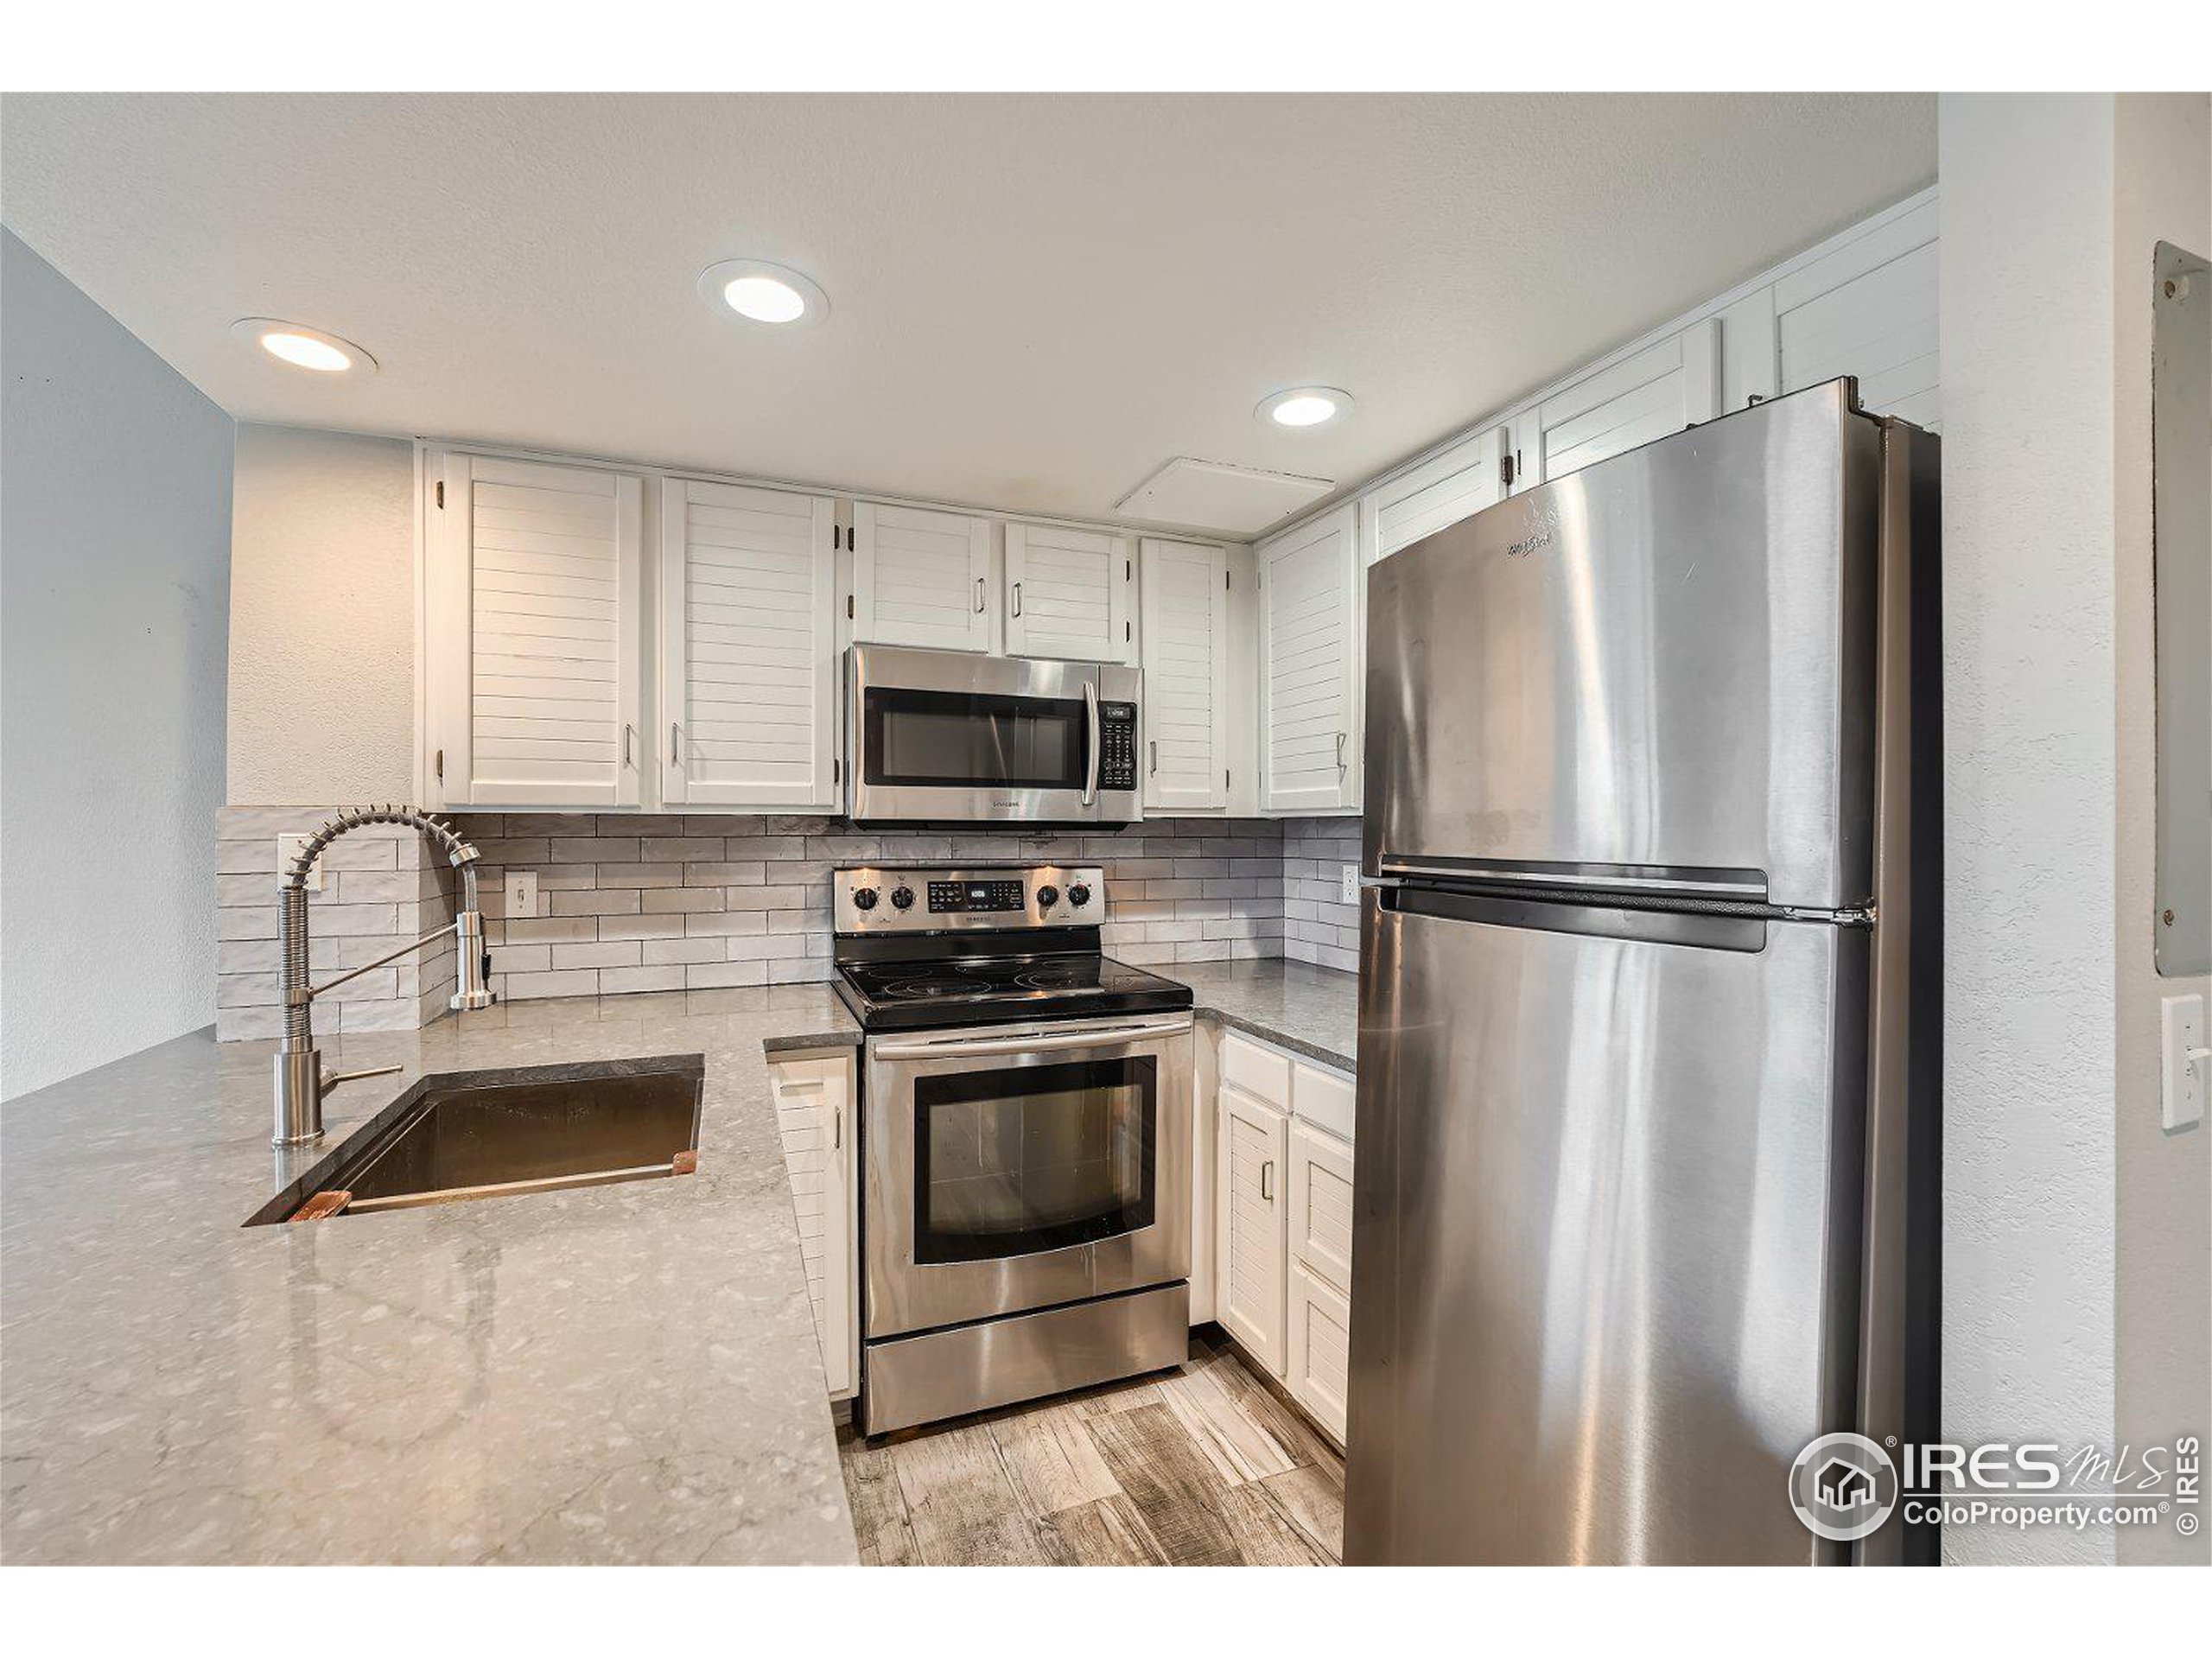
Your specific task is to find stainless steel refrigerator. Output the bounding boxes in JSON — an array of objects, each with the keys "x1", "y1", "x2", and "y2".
[{"x1": 1344, "y1": 379, "x2": 1941, "y2": 1566}]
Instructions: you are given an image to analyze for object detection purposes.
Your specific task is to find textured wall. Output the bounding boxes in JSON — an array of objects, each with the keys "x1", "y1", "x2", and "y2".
[
  {"x1": 1, "y1": 229, "x2": 233, "y2": 1100},
  {"x1": 2113, "y1": 92, "x2": 2212, "y2": 1566},
  {"x1": 1937, "y1": 94, "x2": 2120, "y2": 1564},
  {"x1": 226, "y1": 424, "x2": 416, "y2": 805}
]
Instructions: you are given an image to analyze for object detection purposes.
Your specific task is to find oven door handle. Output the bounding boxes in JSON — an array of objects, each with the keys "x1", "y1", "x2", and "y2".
[
  {"x1": 872, "y1": 1016, "x2": 1191, "y2": 1061},
  {"x1": 1081, "y1": 681, "x2": 1101, "y2": 809}
]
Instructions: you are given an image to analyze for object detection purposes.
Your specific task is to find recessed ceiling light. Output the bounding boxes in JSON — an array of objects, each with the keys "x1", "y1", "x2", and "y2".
[
  {"x1": 697, "y1": 258, "x2": 829, "y2": 328},
  {"x1": 1256, "y1": 387, "x2": 1353, "y2": 429},
  {"x1": 230, "y1": 318, "x2": 376, "y2": 375}
]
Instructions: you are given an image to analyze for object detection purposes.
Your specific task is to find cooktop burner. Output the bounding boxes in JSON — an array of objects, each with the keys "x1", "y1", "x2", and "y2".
[{"x1": 835, "y1": 952, "x2": 1192, "y2": 1032}]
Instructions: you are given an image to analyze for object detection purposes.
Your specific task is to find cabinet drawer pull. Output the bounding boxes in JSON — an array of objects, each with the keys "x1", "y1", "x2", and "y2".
[{"x1": 1260, "y1": 1159, "x2": 1275, "y2": 1201}]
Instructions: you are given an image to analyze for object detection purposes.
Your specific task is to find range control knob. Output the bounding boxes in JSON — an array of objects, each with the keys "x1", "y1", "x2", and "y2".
[
  {"x1": 890, "y1": 886, "x2": 915, "y2": 911},
  {"x1": 851, "y1": 886, "x2": 879, "y2": 912},
  {"x1": 1068, "y1": 883, "x2": 1092, "y2": 908},
  {"x1": 1035, "y1": 884, "x2": 1061, "y2": 910}
]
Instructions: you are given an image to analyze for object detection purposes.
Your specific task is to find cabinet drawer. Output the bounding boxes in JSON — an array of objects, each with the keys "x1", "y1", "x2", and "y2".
[
  {"x1": 1220, "y1": 1031, "x2": 1292, "y2": 1108},
  {"x1": 1288, "y1": 1118, "x2": 1354, "y2": 1294},
  {"x1": 1287, "y1": 1261, "x2": 1351, "y2": 1445},
  {"x1": 1292, "y1": 1060, "x2": 1355, "y2": 1141}
]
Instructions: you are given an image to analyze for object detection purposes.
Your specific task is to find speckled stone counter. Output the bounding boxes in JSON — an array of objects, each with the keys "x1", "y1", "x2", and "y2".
[
  {"x1": 1172, "y1": 959, "x2": 1360, "y2": 1071},
  {"x1": 1, "y1": 986, "x2": 861, "y2": 1565}
]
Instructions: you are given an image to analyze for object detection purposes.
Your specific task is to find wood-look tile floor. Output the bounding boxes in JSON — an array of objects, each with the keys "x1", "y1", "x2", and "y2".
[{"x1": 839, "y1": 1329, "x2": 1344, "y2": 1566}]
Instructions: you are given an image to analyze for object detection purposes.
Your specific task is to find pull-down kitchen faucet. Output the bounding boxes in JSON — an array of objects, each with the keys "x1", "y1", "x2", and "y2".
[{"x1": 273, "y1": 804, "x2": 497, "y2": 1147}]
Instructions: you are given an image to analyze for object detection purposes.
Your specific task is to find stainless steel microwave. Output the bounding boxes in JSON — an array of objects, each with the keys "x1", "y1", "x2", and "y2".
[{"x1": 844, "y1": 645, "x2": 1141, "y2": 827}]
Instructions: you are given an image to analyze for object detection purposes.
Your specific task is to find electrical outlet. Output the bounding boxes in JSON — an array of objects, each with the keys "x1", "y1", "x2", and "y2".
[
  {"x1": 1341, "y1": 863, "x2": 1360, "y2": 905},
  {"x1": 276, "y1": 833, "x2": 322, "y2": 893},
  {"x1": 504, "y1": 870, "x2": 541, "y2": 919},
  {"x1": 2161, "y1": 993, "x2": 2206, "y2": 1131}
]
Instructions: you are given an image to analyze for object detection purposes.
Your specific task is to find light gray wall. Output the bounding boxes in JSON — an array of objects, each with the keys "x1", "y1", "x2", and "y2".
[
  {"x1": 227, "y1": 423, "x2": 415, "y2": 804},
  {"x1": 1, "y1": 228, "x2": 233, "y2": 1099},
  {"x1": 2113, "y1": 92, "x2": 2212, "y2": 1567},
  {"x1": 1938, "y1": 93, "x2": 2120, "y2": 1565}
]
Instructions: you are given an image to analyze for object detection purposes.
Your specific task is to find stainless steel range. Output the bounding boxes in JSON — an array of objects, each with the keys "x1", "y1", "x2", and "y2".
[{"x1": 832, "y1": 863, "x2": 1194, "y2": 1435}]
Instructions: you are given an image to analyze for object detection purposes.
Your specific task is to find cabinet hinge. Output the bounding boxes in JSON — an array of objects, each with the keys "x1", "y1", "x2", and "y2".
[
  {"x1": 1500, "y1": 453, "x2": 1516, "y2": 490},
  {"x1": 1225, "y1": 569, "x2": 1231, "y2": 590},
  {"x1": 435, "y1": 479, "x2": 445, "y2": 509},
  {"x1": 1124, "y1": 620, "x2": 1132, "y2": 642},
  {"x1": 846, "y1": 594, "x2": 855, "y2": 620},
  {"x1": 1126, "y1": 558, "x2": 1133, "y2": 581},
  {"x1": 833, "y1": 757, "x2": 841, "y2": 785}
]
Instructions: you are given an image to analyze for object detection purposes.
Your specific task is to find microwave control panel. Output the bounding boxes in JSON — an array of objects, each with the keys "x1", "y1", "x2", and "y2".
[{"x1": 1098, "y1": 702, "x2": 1138, "y2": 790}]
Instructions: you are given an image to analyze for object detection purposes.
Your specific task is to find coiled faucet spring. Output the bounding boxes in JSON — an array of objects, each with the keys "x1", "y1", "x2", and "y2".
[{"x1": 273, "y1": 804, "x2": 496, "y2": 1147}]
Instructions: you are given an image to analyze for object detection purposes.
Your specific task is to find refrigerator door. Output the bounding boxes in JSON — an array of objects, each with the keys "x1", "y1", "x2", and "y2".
[
  {"x1": 1344, "y1": 890, "x2": 1869, "y2": 1565},
  {"x1": 1363, "y1": 380, "x2": 1883, "y2": 910}
]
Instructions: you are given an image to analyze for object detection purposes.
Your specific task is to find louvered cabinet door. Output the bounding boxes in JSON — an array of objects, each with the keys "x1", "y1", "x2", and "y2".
[
  {"x1": 1005, "y1": 522, "x2": 1131, "y2": 663},
  {"x1": 658, "y1": 479, "x2": 837, "y2": 809},
  {"x1": 1287, "y1": 1261, "x2": 1351, "y2": 1444},
  {"x1": 1137, "y1": 537, "x2": 1230, "y2": 810},
  {"x1": 1362, "y1": 426, "x2": 1506, "y2": 566},
  {"x1": 1533, "y1": 317, "x2": 1719, "y2": 485},
  {"x1": 1775, "y1": 195, "x2": 1940, "y2": 430},
  {"x1": 1217, "y1": 1084, "x2": 1289, "y2": 1377},
  {"x1": 431, "y1": 454, "x2": 642, "y2": 807},
  {"x1": 1257, "y1": 505, "x2": 1360, "y2": 814},
  {"x1": 768, "y1": 1052, "x2": 858, "y2": 1400},
  {"x1": 850, "y1": 501, "x2": 992, "y2": 652}
]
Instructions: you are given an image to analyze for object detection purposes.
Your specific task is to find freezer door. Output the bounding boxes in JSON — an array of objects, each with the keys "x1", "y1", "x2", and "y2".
[
  {"x1": 1344, "y1": 891, "x2": 1869, "y2": 1565},
  {"x1": 1363, "y1": 380, "x2": 1884, "y2": 910}
]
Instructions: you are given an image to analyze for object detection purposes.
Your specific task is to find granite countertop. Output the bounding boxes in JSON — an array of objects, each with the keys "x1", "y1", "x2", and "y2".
[
  {"x1": 1, "y1": 985, "x2": 862, "y2": 1566},
  {"x1": 1173, "y1": 958, "x2": 1359, "y2": 1072},
  {"x1": 2, "y1": 957, "x2": 1352, "y2": 1567}
]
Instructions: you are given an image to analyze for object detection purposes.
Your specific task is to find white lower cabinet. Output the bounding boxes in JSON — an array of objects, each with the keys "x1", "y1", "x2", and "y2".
[
  {"x1": 767, "y1": 1049, "x2": 859, "y2": 1400},
  {"x1": 1287, "y1": 1262, "x2": 1352, "y2": 1443},
  {"x1": 1216, "y1": 1081, "x2": 1290, "y2": 1375},
  {"x1": 1210, "y1": 1028, "x2": 1355, "y2": 1443}
]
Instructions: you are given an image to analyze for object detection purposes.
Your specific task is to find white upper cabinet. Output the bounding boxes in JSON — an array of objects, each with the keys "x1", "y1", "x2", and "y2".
[
  {"x1": 850, "y1": 501, "x2": 992, "y2": 652},
  {"x1": 658, "y1": 478, "x2": 837, "y2": 809},
  {"x1": 1005, "y1": 521, "x2": 1132, "y2": 663},
  {"x1": 1774, "y1": 195, "x2": 1940, "y2": 430},
  {"x1": 1138, "y1": 537, "x2": 1231, "y2": 811},
  {"x1": 1256, "y1": 504, "x2": 1361, "y2": 815},
  {"x1": 1361, "y1": 424, "x2": 1508, "y2": 565},
  {"x1": 427, "y1": 453, "x2": 642, "y2": 808},
  {"x1": 1532, "y1": 317, "x2": 1720, "y2": 485}
]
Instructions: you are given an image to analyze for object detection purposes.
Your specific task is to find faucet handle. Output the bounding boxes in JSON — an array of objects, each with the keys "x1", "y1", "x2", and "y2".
[{"x1": 322, "y1": 1063, "x2": 403, "y2": 1094}]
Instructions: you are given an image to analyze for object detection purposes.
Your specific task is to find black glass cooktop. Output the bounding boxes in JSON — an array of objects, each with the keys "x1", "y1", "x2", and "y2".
[{"x1": 835, "y1": 951, "x2": 1193, "y2": 1031}]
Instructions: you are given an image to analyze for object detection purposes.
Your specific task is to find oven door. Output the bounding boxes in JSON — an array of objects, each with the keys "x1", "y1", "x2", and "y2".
[
  {"x1": 863, "y1": 1013, "x2": 1192, "y2": 1339},
  {"x1": 846, "y1": 644, "x2": 1141, "y2": 825}
]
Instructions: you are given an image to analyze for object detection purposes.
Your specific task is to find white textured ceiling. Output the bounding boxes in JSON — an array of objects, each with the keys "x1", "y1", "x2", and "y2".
[{"x1": 0, "y1": 93, "x2": 1933, "y2": 531}]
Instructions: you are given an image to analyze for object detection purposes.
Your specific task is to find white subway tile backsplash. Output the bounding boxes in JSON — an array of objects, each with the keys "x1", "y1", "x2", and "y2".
[{"x1": 215, "y1": 808, "x2": 1357, "y2": 1028}]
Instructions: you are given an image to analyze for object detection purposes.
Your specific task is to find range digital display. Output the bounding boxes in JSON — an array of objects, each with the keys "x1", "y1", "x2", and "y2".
[{"x1": 927, "y1": 879, "x2": 1027, "y2": 913}]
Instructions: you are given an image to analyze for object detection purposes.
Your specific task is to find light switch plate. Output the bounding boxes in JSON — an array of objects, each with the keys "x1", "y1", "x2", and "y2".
[
  {"x1": 1340, "y1": 863, "x2": 1360, "y2": 905},
  {"x1": 505, "y1": 870, "x2": 541, "y2": 919},
  {"x1": 276, "y1": 833, "x2": 322, "y2": 893},
  {"x1": 2161, "y1": 993, "x2": 2205, "y2": 1130}
]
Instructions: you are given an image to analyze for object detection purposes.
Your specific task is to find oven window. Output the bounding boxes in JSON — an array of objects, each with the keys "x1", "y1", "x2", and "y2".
[
  {"x1": 864, "y1": 687, "x2": 1086, "y2": 790},
  {"x1": 913, "y1": 1058, "x2": 1156, "y2": 1264}
]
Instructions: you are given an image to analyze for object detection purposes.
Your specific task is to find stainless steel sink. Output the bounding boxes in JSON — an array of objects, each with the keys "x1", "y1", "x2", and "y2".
[{"x1": 246, "y1": 1056, "x2": 704, "y2": 1224}]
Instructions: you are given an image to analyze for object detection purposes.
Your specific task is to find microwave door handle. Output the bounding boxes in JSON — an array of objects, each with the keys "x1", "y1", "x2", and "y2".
[{"x1": 1082, "y1": 681, "x2": 1101, "y2": 808}]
